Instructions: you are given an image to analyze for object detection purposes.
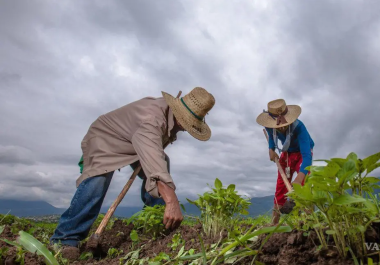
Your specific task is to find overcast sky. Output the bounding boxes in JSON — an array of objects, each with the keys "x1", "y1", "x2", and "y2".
[{"x1": 1, "y1": 0, "x2": 380, "y2": 209}]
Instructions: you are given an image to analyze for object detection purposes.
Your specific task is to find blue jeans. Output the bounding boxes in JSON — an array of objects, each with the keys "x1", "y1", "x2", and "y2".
[{"x1": 50, "y1": 157, "x2": 169, "y2": 247}]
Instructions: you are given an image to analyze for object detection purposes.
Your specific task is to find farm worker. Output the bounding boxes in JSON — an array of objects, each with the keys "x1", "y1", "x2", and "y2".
[
  {"x1": 256, "y1": 99, "x2": 314, "y2": 225},
  {"x1": 50, "y1": 87, "x2": 215, "y2": 257}
]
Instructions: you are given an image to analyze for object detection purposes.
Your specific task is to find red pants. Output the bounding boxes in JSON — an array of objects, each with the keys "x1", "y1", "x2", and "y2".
[{"x1": 274, "y1": 151, "x2": 310, "y2": 206}]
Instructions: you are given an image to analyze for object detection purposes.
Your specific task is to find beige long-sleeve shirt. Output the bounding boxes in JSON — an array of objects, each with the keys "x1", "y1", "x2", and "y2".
[{"x1": 76, "y1": 97, "x2": 177, "y2": 198}]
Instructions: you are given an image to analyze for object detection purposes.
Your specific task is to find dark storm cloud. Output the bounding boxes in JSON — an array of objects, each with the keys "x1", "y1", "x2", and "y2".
[{"x1": 0, "y1": 0, "x2": 379, "y2": 208}]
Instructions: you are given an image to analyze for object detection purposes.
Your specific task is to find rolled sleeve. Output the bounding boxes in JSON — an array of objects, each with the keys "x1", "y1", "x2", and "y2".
[
  {"x1": 131, "y1": 118, "x2": 176, "y2": 198},
  {"x1": 297, "y1": 124, "x2": 313, "y2": 175}
]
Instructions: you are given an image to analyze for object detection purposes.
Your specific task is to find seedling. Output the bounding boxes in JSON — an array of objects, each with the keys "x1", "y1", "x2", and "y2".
[{"x1": 187, "y1": 178, "x2": 251, "y2": 238}]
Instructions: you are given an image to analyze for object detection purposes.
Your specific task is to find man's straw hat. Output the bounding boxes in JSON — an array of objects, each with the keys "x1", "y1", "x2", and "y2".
[
  {"x1": 162, "y1": 87, "x2": 215, "y2": 141},
  {"x1": 256, "y1": 99, "x2": 301, "y2": 129}
]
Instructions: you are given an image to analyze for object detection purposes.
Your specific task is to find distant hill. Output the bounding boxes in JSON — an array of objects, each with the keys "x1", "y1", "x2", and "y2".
[
  {"x1": 0, "y1": 195, "x2": 275, "y2": 218},
  {"x1": 0, "y1": 199, "x2": 143, "y2": 218},
  {"x1": 0, "y1": 200, "x2": 65, "y2": 217}
]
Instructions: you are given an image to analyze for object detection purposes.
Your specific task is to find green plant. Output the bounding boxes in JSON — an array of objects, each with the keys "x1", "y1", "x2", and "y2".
[
  {"x1": 0, "y1": 213, "x2": 15, "y2": 225},
  {"x1": 108, "y1": 247, "x2": 123, "y2": 259},
  {"x1": 120, "y1": 248, "x2": 148, "y2": 265},
  {"x1": 1, "y1": 231, "x2": 59, "y2": 265},
  {"x1": 168, "y1": 233, "x2": 184, "y2": 250},
  {"x1": 287, "y1": 151, "x2": 380, "y2": 259},
  {"x1": 0, "y1": 246, "x2": 9, "y2": 261},
  {"x1": 79, "y1": 251, "x2": 93, "y2": 260},
  {"x1": 211, "y1": 219, "x2": 291, "y2": 265},
  {"x1": 92, "y1": 214, "x2": 116, "y2": 231},
  {"x1": 126, "y1": 205, "x2": 166, "y2": 239},
  {"x1": 187, "y1": 178, "x2": 251, "y2": 238}
]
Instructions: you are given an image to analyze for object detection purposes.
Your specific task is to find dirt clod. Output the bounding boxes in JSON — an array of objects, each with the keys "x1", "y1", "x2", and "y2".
[{"x1": 62, "y1": 246, "x2": 80, "y2": 261}]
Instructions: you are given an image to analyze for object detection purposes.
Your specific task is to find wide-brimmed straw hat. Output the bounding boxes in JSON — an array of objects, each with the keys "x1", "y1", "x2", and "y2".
[
  {"x1": 162, "y1": 87, "x2": 215, "y2": 141},
  {"x1": 256, "y1": 99, "x2": 301, "y2": 128}
]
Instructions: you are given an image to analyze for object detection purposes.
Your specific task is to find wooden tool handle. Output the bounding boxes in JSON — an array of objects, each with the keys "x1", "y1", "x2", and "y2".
[
  {"x1": 95, "y1": 164, "x2": 142, "y2": 235},
  {"x1": 263, "y1": 129, "x2": 293, "y2": 192}
]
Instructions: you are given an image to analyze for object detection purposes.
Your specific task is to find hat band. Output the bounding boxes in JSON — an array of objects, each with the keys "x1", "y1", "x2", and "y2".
[
  {"x1": 181, "y1": 98, "x2": 203, "y2": 121},
  {"x1": 264, "y1": 106, "x2": 288, "y2": 125}
]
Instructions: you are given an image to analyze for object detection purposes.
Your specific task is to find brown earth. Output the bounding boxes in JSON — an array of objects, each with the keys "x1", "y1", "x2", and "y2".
[{"x1": 254, "y1": 230, "x2": 355, "y2": 265}]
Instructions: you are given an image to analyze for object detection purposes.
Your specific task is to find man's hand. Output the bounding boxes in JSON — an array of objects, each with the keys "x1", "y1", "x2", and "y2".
[
  {"x1": 163, "y1": 201, "x2": 183, "y2": 230},
  {"x1": 269, "y1": 149, "x2": 279, "y2": 162},
  {"x1": 292, "y1": 172, "x2": 306, "y2": 186},
  {"x1": 157, "y1": 181, "x2": 183, "y2": 230}
]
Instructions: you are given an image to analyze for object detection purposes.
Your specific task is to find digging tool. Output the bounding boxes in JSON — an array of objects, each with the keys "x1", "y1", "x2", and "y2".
[
  {"x1": 263, "y1": 129, "x2": 295, "y2": 214},
  {"x1": 86, "y1": 164, "x2": 142, "y2": 249},
  {"x1": 86, "y1": 90, "x2": 183, "y2": 249}
]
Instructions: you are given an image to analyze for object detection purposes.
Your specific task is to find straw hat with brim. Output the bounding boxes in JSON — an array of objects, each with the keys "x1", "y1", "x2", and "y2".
[
  {"x1": 162, "y1": 87, "x2": 215, "y2": 141},
  {"x1": 256, "y1": 99, "x2": 301, "y2": 129}
]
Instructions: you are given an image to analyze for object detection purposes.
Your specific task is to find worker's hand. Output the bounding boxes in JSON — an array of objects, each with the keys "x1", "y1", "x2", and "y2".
[
  {"x1": 269, "y1": 149, "x2": 279, "y2": 162},
  {"x1": 292, "y1": 172, "x2": 306, "y2": 186},
  {"x1": 157, "y1": 181, "x2": 183, "y2": 230},
  {"x1": 163, "y1": 201, "x2": 183, "y2": 230}
]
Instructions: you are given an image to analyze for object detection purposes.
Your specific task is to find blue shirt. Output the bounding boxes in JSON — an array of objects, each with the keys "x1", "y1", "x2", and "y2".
[{"x1": 265, "y1": 119, "x2": 314, "y2": 175}]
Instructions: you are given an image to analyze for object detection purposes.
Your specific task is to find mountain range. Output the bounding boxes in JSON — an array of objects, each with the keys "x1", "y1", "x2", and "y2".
[{"x1": 0, "y1": 196, "x2": 274, "y2": 218}]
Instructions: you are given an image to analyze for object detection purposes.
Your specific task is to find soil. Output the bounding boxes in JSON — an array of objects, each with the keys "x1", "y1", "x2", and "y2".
[
  {"x1": 1, "y1": 221, "x2": 380, "y2": 265},
  {"x1": 254, "y1": 230, "x2": 354, "y2": 265}
]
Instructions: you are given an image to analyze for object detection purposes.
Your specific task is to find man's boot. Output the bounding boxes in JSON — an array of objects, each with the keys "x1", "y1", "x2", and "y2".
[
  {"x1": 52, "y1": 244, "x2": 80, "y2": 262},
  {"x1": 61, "y1": 246, "x2": 80, "y2": 261}
]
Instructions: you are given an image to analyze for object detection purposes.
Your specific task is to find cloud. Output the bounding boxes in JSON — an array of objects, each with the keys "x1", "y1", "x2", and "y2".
[
  {"x1": 0, "y1": 146, "x2": 36, "y2": 165},
  {"x1": 0, "y1": 0, "x2": 379, "y2": 210}
]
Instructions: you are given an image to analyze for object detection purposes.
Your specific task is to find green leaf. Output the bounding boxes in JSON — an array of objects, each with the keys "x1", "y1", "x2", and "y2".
[
  {"x1": 132, "y1": 249, "x2": 140, "y2": 259},
  {"x1": 367, "y1": 162, "x2": 380, "y2": 175},
  {"x1": 179, "y1": 253, "x2": 203, "y2": 261},
  {"x1": 227, "y1": 184, "x2": 235, "y2": 192},
  {"x1": 180, "y1": 203, "x2": 186, "y2": 212},
  {"x1": 323, "y1": 161, "x2": 341, "y2": 177},
  {"x1": 215, "y1": 178, "x2": 222, "y2": 189},
  {"x1": 240, "y1": 209, "x2": 249, "y2": 215},
  {"x1": 79, "y1": 252, "x2": 93, "y2": 261},
  {"x1": 345, "y1": 207, "x2": 366, "y2": 214},
  {"x1": 17, "y1": 231, "x2": 59, "y2": 265},
  {"x1": 330, "y1": 158, "x2": 347, "y2": 167},
  {"x1": 218, "y1": 226, "x2": 291, "y2": 257},
  {"x1": 347, "y1": 152, "x2": 358, "y2": 162},
  {"x1": 333, "y1": 194, "x2": 366, "y2": 205},
  {"x1": 363, "y1": 152, "x2": 380, "y2": 170},
  {"x1": 362, "y1": 200, "x2": 378, "y2": 215},
  {"x1": 130, "y1": 230, "x2": 139, "y2": 242},
  {"x1": 198, "y1": 234, "x2": 207, "y2": 265},
  {"x1": 325, "y1": 230, "x2": 336, "y2": 235},
  {"x1": 174, "y1": 246, "x2": 185, "y2": 259},
  {"x1": 364, "y1": 177, "x2": 380, "y2": 184},
  {"x1": 186, "y1": 198, "x2": 196, "y2": 205},
  {"x1": 0, "y1": 225, "x2": 4, "y2": 235},
  {"x1": 1, "y1": 238, "x2": 22, "y2": 248},
  {"x1": 226, "y1": 198, "x2": 234, "y2": 203},
  {"x1": 292, "y1": 183, "x2": 313, "y2": 201}
]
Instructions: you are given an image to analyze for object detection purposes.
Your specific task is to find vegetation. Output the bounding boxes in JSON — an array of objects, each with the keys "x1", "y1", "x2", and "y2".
[
  {"x1": 187, "y1": 178, "x2": 251, "y2": 238},
  {"x1": 0, "y1": 151, "x2": 379, "y2": 264}
]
